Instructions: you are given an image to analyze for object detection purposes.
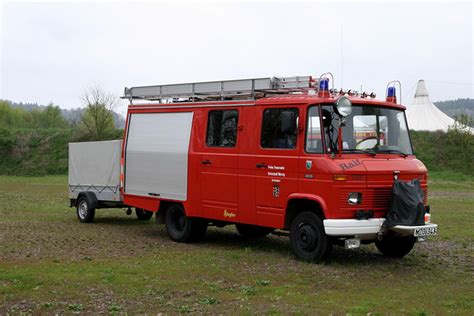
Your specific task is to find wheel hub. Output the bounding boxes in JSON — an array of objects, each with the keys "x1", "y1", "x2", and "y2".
[
  {"x1": 297, "y1": 223, "x2": 318, "y2": 251},
  {"x1": 178, "y1": 215, "x2": 186, "y2": 230},
  {"x1": 79, "y1": 201, "x2": 88, "y2": 219},
  {"x1": 170, "y1": 209, "x2": 186, "y2": 232}
]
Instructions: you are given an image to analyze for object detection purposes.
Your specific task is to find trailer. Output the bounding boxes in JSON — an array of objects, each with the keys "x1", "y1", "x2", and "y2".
[
  {"x1": 69, "y1": 73, "x2": 438, "y2": 262},
  {"x1": 68, "y1": 140, "x2": 153, "y2": 221}
]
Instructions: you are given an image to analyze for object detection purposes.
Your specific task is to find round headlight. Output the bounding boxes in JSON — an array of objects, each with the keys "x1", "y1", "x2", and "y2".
[
  {"x1": 348, "y1": 192, "x2": 362, "y2": 205},
  {"x1": 335, "y1": 96, "x2": 352, "y2": 117}
]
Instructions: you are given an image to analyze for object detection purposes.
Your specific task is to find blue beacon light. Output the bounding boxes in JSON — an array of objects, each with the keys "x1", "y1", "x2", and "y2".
[
  {"x1": 387, "y1": 86, "x2": 396, "y2": 97},
  {"x1": 320, "y1": 78, "x2": 329, "y2": 91}
]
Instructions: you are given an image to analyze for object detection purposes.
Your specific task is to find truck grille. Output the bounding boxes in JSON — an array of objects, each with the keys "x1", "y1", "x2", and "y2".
[
  {"x1": 365, "y1": 188, "x2": 392, "y2": 210},
  {"x1": 339, "y1": 186, "x2": 428, "y2": 212}
]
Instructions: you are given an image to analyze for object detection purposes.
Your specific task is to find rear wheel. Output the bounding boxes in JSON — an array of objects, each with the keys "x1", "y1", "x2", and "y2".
[
  {"x1": 290, "y1": 212, "x2": 331, "y2": 262},
  {"x1": 235, "y1": 224, "x2": 274, "y2": 238},
  {"x1": 136, "y1": 208, "x2": 153, "y2": 221},
  {"x1": 375, "y1": 232, "x2": 416, "y2": 258},
  {"x1": 165, "y1": 204, "x2": 207, "y2": 242},
  {"x1": 76, "y1": 196, "x2": 95, "y2": 223}
]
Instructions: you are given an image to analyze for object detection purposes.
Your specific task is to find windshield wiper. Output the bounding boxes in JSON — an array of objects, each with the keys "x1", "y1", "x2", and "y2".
[
  {"x1": 375, "y1": 149, "x2": 408, "y2": 157},
  {"x1": 342, "y1": 149, "x2": 376, "y2": 156}
]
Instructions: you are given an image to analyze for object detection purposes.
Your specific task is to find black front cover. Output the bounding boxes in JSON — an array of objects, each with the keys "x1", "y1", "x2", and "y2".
[{"x1": 383, "y1": 179, "x2": 425, "y2": 228}]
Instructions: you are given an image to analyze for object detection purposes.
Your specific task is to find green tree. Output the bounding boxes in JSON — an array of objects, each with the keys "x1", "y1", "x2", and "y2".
[
  {"x1": 0, "y1": 100, "x2": 26, "y2": 127},
  {"x1": 26, "y1": 104, "x2": 68, "y2": 128},
  {"x1": 0, "y1": 127, "x2": 15, "y2": 157},
  {"x1": 446, "y1": 114, "x2": 474, "y2": 173}
]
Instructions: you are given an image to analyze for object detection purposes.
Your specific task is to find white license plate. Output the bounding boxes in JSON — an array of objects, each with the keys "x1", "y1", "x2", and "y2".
[{"x1": 414, "y1": 226, "x2": 437, "y2": 237}]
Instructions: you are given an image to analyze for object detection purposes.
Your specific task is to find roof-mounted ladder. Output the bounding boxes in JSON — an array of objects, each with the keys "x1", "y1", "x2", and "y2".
[{"x1": 122, "y1": 76, "x2": 317, "y2": 102}]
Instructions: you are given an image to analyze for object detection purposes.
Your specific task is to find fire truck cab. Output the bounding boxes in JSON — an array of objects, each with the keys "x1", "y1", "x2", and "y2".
[{"x1": 70, "y1": 74, "x2": 438, "y2": 262}]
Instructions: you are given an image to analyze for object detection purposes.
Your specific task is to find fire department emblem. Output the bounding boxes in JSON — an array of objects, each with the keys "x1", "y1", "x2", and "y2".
[
  {"x1": 306, "y1": 160, "x2": 312, "y2": 170},
  {"x1": 272, "y1": 184, "x2": 280, "y2": 197}
]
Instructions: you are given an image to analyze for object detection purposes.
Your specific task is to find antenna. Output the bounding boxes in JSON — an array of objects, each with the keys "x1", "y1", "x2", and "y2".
[{"x1": 341, "y1": 24, "x2": 344, "y2": 89}]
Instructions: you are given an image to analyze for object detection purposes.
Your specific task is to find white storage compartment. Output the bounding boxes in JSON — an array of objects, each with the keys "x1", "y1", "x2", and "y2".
[{"x1": 124, "y1": 112, "x2": 193, "y2": 201}]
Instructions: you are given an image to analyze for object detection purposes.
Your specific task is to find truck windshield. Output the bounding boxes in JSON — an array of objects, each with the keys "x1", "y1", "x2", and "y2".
[{"x1": 306, "y1": 105, "x2": 413, "y2": 155}]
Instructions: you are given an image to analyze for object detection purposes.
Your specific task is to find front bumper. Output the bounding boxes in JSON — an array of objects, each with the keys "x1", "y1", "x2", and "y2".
[{"x1": 324, "y1": 218, "x2": 438, "y2": 238}]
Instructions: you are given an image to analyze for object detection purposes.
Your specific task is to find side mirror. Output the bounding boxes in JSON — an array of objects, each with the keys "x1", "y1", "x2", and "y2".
[{"x1": 280, "y1": 111, "x2": 297, "y2": 134}]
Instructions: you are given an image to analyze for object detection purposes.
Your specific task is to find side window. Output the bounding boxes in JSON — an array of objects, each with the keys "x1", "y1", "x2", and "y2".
[
  {"x1": 306, "y1": 106, "x2": 323, "y2": 153},
  {"x1": 260, "y1": 108, "x2": 299, "y2": 149},
  {"x1": 206, "y1": 110, "x2": 238, "y2": 147}
]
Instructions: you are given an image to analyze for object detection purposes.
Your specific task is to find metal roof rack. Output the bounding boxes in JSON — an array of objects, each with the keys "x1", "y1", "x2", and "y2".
[{"x1": 122, "y1": 76, "x2": 317, "y2": 102}]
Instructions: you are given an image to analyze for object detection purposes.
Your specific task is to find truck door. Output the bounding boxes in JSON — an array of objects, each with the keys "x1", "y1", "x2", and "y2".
[
  {"x1": 201, "y1": 109, "x2": 240, "y2": 221},
  {"x1": 253, "y1": 107, "x2": 301, "y2": 227}
]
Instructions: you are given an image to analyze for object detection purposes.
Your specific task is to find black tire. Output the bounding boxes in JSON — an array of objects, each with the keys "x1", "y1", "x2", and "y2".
[
  {"x1": 235, "y1": 224, "x2": 274, "y2": 238},
  {"x1": 76, "y1": 196, "x2": 95, "y2": 223},
  {"x1": 290, "y1": 212, "x2": 331, "y2": 262},
  {"x1": 136, "y1": 208, "x2": 153, "y2": 221},
  {"x1": 375, "y1": 232, "x2": 416, "y2": 258},
  {"x1": 165, "y1": 204, "x2": 207, "y2": 243}
]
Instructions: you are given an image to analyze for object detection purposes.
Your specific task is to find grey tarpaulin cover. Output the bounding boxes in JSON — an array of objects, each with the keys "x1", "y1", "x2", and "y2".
[
  {"x1": 383, "y1": 179, "x2": 425, "y2": 227},
  {"x1": 68, "y1": 140, "x2": 122, "y2": 201}
]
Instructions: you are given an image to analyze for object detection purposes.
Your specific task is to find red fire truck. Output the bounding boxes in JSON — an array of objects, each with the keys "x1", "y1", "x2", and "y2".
[{"x1": 68, "y1": 74, "x2": 438, "y2": 262}]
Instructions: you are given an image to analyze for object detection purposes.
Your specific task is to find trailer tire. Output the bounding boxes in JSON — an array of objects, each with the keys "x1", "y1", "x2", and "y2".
[
  {"x1": 76, "y1": 196, "x2": 95, "y2": 223},
  {"x1": 235, "y1": 224, "x2": 274, "y2": 238},
  {"x1": 375, "y1": 232, "x2": 416, "y2": 258},
  {"x1": 165, "y1": 204, "x2": 207, "y2": 243},
  {"x1": 136, "y1": 208, "x2": 153, "y2": 221},
  {"x1": 290, "y1": 212, "x2": 331, "y2": 262}
]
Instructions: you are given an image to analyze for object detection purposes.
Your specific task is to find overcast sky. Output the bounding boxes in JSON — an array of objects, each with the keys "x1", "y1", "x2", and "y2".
[{"x1": 1, "y1": 0, "x2": 472, "y2": 114}]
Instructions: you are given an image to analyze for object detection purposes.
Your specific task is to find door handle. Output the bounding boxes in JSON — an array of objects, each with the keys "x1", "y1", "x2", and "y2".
[
  {"x1": 202, "y1": 160, "x2": 212, "y2": 165},
  {"x1": 256, "y1": 163, "x2": 268, "y2": 169}
]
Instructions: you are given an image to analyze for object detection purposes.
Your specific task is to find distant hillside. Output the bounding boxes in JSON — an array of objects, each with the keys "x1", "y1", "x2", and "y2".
[
  {"x1": 5, "y1": 98, "x2": 471, "y2": 129},
  {"x1": 7, "y1": 101, "x2": 125, "y2": 129},
  {"x1": 0, "y1": 99, "x2": 123, "y2": 175},
  {"x1": 434, "y1": 98, "x2": 474, "y2": 126}
]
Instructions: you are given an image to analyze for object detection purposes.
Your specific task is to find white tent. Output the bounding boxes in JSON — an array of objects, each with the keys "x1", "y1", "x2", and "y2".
[{"x1": 406, "y1": 80, "x2": 457, "y2": 132}]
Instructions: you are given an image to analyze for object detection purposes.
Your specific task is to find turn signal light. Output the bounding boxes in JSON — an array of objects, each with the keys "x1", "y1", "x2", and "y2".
[{"x1": 333, "y1": 174, "x2": 347, "y2": 181}]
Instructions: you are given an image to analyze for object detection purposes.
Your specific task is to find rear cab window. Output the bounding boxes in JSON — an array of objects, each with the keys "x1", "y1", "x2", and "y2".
[
  {"x1": 260, "y1": 108, "x2": 299, "y2": 149},
  {"x1": 206, "y1": 109, "x2": 239, "y2": 147}
]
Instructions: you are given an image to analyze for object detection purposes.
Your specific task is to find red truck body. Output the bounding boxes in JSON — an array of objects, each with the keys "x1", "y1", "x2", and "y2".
[
  {"x1": 70, "y1": 75, "x2": 437, "y2": 261},
  {"x1": 121, "y1": 96, "x2": 427, "y2": 227}
]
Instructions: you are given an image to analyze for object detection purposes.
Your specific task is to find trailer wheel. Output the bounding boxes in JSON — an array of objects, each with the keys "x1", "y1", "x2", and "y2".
[
  {"x1": 375, "y1": 232, "x2": 416, "y2": 258},
  {"x1": 290, "y1": 212, "x2": 331, "y2": 262},
  {"x1": 165, "y1": 204, "x2": 207, "y2": 243},
  {"x1": 235, "y1": 224, "x2": 274, "y2": 238},
  {"x1": 76, "y1": 196, "x2": 95, "y2": 223},
  {"x1": 136, "y1": 208, "x2": 153, "y2": 221}
]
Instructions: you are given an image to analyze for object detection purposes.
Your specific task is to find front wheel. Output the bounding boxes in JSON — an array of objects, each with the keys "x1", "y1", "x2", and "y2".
[
  {"x1": 76, "y1": 196, "x2": 95, "y2": 223},
  {"x1": 290, "y1": 212, "x2": 331, "y2": 262},
  {"x1": 136, "y1": 208, "x2": 153, "y2": 221},
  {"x1": 165, "y1": 204, "x2": 207, "y2": 243},
  {"x1": 375, "y1": 232, "x2": 416, "y2": 258}
]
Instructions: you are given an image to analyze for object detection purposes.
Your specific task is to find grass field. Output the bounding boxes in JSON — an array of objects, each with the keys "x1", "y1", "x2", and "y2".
[{"x1": 1, "y1": 172, "x2": 473, "y2": 315}]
